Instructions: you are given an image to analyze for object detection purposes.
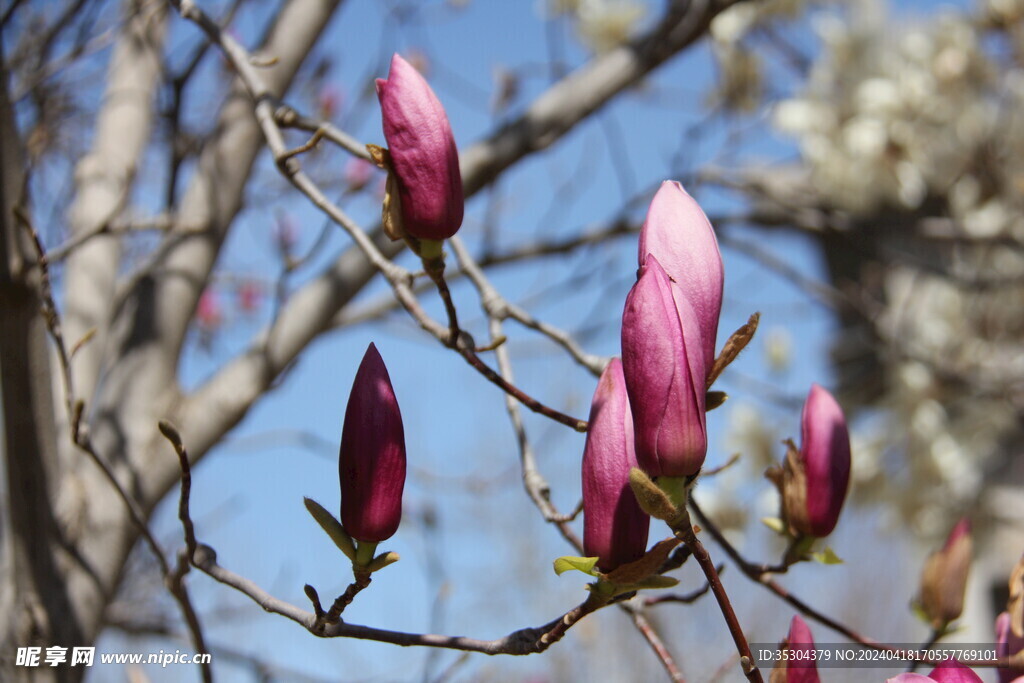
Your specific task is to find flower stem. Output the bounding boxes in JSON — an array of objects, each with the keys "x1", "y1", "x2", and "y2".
[{"x1": 670, "y1": 507, "x2": 762, "y2": 682}]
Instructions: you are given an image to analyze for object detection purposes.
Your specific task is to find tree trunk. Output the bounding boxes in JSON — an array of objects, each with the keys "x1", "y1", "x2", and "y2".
[{"x1": 0, "y1": 31, "x2": 79, "y2": 682}]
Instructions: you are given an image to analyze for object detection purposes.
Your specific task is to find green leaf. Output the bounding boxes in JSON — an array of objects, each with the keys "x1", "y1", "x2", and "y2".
[
  {"x1": 553, "y1": 555, "x2": 600, "y2": 576},
  {"x1": 810, "y1": 546, "x2": 844, "y2": 565},
  {"x1": 304, "y1": 497, "x2": 357, "y2": 562},
  {"x1": 761, "y1": 517, "x2": 786, "y2": 535},
  {"x1": 366, "y1": 551, "x2": 400, "y2": 573}
]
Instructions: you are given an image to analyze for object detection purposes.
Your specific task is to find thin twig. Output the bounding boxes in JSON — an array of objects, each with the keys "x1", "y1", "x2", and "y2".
[
  {"x1": 421, "y1": 253, "x2": 462, "y2": 348},
  {"x1": 622, "y1": 605, "x2": 687, "y2": 682},
  {"x1": 908, "y1": 628, "x2": 945, "y2": 673},
  {"x1": 316, "y1": 572, "x2": 372, "y2": 630},
  {"x1": 670, "y1": 507, "x2": 762, "y2": 682},
  {"x1": 275, "y1": 104, "x2": 371, "y2": 160}
]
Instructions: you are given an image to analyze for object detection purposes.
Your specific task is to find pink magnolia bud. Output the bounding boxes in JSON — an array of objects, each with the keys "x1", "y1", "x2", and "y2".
[
  {"x1": 769, "y1": 615, "x2": 820, "y2": 683},
  {"x1": 339, "y1": 343, "x2": 406, "y2": 543},
  {"x1": 621, "y1": 254, "x2": 708, "y2": 477},
  {"x1": 799, "y1": 383, "x2": 851, "y2": 537},
  {"x1": 637, "y1": 181, "x2": 724, "y2": 367},
  {"x1": 376, "y1": 53, "x2": 463, "y2": 240},
  {"x1": 888, "y1": 660, "x2": 984, "y2": 683},
  {"x1": 997, "y1": 612, "x2": 1024, "y2": 683},
  {"x1": 918, "y1": 519, "x2": 972, "y2": 629},
  {"x1": 582, "y1": 359, "x2": 650, "y2": 572},
  {"x1": 196, "y1": 289, "x2": 222, "y2": 329}
]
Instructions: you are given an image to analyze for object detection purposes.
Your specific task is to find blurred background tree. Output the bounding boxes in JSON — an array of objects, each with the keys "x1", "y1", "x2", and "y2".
[{"x1": 1, "y1": 0, "x2": 1021, "y2": 680}]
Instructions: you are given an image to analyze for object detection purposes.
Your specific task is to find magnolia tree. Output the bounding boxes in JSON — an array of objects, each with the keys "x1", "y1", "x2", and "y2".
[{"x1": 2, "y1": 0, "x2": 1023, "y2": 681}]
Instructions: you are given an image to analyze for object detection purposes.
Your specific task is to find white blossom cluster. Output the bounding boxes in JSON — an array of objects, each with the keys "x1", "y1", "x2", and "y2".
[
  {"x1": 764, "y1": 0, "x2": 1024, "y2": 535},
  {"x1": 706, "y1": 0, "x2": 1024, "y2": 539},
  {"x1": 543, "y1": 0, "x2": 647, "y2": 53}
]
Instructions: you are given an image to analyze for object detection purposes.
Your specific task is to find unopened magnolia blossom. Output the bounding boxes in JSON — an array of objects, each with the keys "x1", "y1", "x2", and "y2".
[
  {"x1": 581, "y1": 359, "x2": 650, "y2": 572},
  {"x1": 918, "y1": 519, "x2": 972, "y2": 629},
  {"x1": 621, "y1": 254, "x2": 708, "y2": 478},
  {"x1": 620, "y1": 181, "x2": 724, "y2": 479},
  {"x1": 375, "y1": 53, "x2": 463, "y2": 241},
  {"x1": 637, "y1": 180, "x2": 724, "y2": 367},
  {"x1": 339, "y1": 343, "x2": 407, "y2": 543},
  {"x1": 770, "y1": 384, "x2": 851, "y2": 538},
  {"x1": 769, "y1": 615, "x2": 820, "y2": 683}
]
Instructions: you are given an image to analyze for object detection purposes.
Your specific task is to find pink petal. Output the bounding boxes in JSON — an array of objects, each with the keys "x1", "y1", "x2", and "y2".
[{"x1": 637, "y1": 181, "x2": 724, "y2": 367}]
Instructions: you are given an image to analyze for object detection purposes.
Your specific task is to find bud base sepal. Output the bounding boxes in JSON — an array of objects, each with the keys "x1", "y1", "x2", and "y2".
[{"x1": 305, "y1": 497, "x2": 357, "y2": 563}]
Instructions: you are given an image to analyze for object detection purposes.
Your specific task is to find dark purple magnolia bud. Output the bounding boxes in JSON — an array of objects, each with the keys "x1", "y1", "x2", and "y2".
[
  {"x1": 996, "y1": 611, "x2": 1024, "y2": 683},
  {"x1": 582, "y1": 359, "x2": 650, "y2": 572},
  {"x1": 339, "y1": 343, "x2": 406, "y2": 543},
  {"x1": 767, "y1": 384, "x2": 851, "y2": 538},
  {"x1": 887, "y1": 659, "x2": 984, "y2": 682},
  {"x1": 637, "y1": 181, "x2": 724, "y2": 368},
  {"x1": 918, "y1": 519, "x2": 972, "y2": 629},
  {"x1": 621, "y1": 255, "x2": 708, "y2": 477},
  {"x1": 376, "y1": 53, "x2": 463, "y2": 241},
  {"x1": 799, "y1": 383, "x2": 851, "y2": 537},
  {"x1": 769, "y1": 615, "x2": 820, "y2": 683}
]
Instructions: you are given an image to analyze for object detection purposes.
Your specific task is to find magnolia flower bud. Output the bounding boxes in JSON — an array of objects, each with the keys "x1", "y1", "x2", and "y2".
[
  {"x1": 887, "y1": 659, "x2": 984, "y2": 682},
  {"x1": 339, "y1": 343, "x2": 406, "y2": 543},
  {"x1": 918, "y1": 519, "x2": 972, "y2": 629},
  {"x1": 769, "y1": 615, "x2": 820, "y2": 683},
  {"x1": 799, "y1": 384, "x2": 851, "y2": 537},
  {"x1": 621, "y1": 254, "x2": 708, "y2": 477},
  {"x1": 376, "y1": 53, "x2": 463, "y2": 241},
  {"x1": 637, "y1": 181, "x2": 724, "y2": 367},
  {"x1": 996, "y1": 612, "x2": 1024, "y2": 683},
  {"x1": 582, "y1": 359, "x2": 651, "y2": 572},
  {"x1": 768, "y1": 384, "x2": 850, "y2": 538}
]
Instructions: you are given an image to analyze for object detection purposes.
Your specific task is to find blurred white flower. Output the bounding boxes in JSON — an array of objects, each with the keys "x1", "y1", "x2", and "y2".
[
  {"x1": 774, "y1": 99, "x2": 836, "y2": 135},
  {"x1": 710, "y1": 3, "x2": 760, "y2": 44},
  {"x1": 843, "y1": 115, "x2": 888, "y2": 158},
  {"x1": 856, "y1": 78, "x2": 901, "y2": 115},
  {"x1": 575, "y1": 0, "x2": 645, "y2": 52},
  {"x1": 764, "y1": 327, "x2": 793, "y2": 373},
  {"x1": 963, "y1": 199, "x2": 1010, "y2": 238}
]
